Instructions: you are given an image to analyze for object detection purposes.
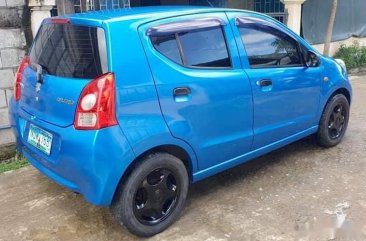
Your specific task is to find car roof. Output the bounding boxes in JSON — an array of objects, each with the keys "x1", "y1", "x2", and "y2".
[{"x1": 64, "y1": 6, "x2": 249, "y2": 24}]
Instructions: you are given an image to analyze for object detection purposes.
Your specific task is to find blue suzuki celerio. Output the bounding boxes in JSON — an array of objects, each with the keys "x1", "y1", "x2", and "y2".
[{"x1": 9, "y1": 6, "x2": 352, "y2": 236}]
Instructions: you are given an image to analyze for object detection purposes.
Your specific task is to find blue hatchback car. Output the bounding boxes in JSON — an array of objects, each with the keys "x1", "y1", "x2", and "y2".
[{"x1": 9, "y1": 6, "x2": 352, "y2": 236}]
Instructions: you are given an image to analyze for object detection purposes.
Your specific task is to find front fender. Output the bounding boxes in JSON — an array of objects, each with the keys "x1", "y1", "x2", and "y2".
[{"x1": 317, "y1": 56, "x2": 352, "y2": 119}]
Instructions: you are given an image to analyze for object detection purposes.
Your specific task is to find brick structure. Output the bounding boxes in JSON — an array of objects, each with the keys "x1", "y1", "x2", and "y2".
[{"x1": 0, "y1": 0, "x2": 31, "y2": 150}]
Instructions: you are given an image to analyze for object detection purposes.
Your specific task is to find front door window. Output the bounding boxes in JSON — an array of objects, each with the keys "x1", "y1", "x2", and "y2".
[{"x1": 238, "y1": 25, "x2": 302, "y2": 68}]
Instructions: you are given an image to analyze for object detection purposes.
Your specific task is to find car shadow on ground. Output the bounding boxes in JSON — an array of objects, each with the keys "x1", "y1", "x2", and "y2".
[{"x1": 188, "y1": 135, "x2": 321, "y2": 200}]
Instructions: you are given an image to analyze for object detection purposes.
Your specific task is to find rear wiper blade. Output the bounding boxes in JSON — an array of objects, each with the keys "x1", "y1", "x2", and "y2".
[
  {"x1": 30, "y1": 62, "x2": 49, "y2": 74},
  {"x1": 30, "y1": 62, "x2": 48, "y2": 84}
]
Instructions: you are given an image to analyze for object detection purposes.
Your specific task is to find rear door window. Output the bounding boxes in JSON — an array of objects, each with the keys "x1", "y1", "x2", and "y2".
[
  {"x1": 30, "y1": 24, "x2": 108, "y2": 79},
  {"x1": 151, "y1": 34, "x2": 183, "y2": 65},
  {"x1": 178, "y1": 27, "x2": 231, "y2": 68},
  {"x1": 150, "y1": 22, "x2": 231, "y2": 68}
]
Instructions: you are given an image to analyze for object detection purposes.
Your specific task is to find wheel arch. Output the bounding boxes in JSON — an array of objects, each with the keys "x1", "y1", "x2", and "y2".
[
  {"x1": 321, "y1": 87, "x2": 351, "y2": 116},
  {"x1": 111, "y1": 143, "x2": 195, "y2": 204},
  {"x1": 330, "y1": 87, "x2": 351, "y2": 105},
  {"x1": 132, "y1": 144, "x2": 193, "y2": 181}
]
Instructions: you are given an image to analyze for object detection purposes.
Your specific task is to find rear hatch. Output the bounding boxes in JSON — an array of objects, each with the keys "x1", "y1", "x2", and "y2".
[{"x1": 20, "y1": 20, "x2": 108, "y2": 127}]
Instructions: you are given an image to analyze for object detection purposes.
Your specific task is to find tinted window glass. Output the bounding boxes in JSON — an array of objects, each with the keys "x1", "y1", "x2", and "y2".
[
  {"x1": 179, "y1": 27, "x2": 231, "y2": 68},
  {"x1": 151, "y1": 34, "x2": 183, "y2": 65},
  {"x1": 299, "y1": 43, "x2": 308, "y2": 62},
  {"x1": 30, "y1": 24, "x2": 107, "y2": 79},
  {"x1": 239, "y1": 26, "x2": 301, "y2": 68}
]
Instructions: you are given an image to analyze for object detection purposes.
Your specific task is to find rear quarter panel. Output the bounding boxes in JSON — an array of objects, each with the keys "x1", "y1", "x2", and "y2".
[{"x1": 106, "y1": 20, "x2": 199, "y2": 174}]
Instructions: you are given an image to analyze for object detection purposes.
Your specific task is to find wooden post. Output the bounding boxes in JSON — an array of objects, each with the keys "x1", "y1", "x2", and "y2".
[
  {"x1": 323, "y1": 0, "x2": 338, "y2": 56},
  {"x1": 56, "y1": 0, "x2": 75, "y2": 15},
  {"x1": 80, "y1": 0, "x2": 87, "y2": 12}
]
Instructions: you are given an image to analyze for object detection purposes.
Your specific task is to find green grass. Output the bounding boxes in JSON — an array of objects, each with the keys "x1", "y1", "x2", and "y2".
[{"x1": 0, "y1": 158, "x2": 29, "y2": 174}]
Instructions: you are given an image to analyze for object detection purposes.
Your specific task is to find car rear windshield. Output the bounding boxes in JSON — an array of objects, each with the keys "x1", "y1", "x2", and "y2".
[{"x1": 29, "y1": 23, "x2": 108, "y2": 79}]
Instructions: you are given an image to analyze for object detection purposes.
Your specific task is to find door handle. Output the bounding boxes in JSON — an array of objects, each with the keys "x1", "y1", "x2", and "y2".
[
  {"x1": 257, "y1": 79, "x2": 272, "y2": 87},
  {"x1": 173, "y1": 87, "x2": 191, "y2": 96}
]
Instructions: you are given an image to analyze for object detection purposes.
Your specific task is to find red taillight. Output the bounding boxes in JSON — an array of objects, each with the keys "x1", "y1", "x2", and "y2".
[
  {"x1": 74, "y1": 72, "x2": 118, "y2": 130},
  {"x1": 14, "y1": 56, "x2": 30, "y2": 101}
]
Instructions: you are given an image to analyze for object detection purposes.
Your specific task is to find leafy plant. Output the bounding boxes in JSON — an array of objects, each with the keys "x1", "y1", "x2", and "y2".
[{"x1": 333, "y1": 41, "x2": 366, "y2": 71}]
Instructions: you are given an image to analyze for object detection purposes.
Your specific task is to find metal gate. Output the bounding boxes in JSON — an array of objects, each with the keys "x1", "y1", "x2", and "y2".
[
  {"x1": 254, "y1": 0, "x2": 287, "y2": 23},
  {"x1": 189, "y1": 0, "x2": 227, "y2": 7},
  {"x1": 74, "y1": 0, "x2": 131, "y2": 12},
  {"x1": 52, "y1": 0, "x2": 229, "y2": 15}
]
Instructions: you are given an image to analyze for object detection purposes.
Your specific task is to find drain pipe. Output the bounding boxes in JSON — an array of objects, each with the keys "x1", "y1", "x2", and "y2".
[{"x1": 0, "y1": 124, "x2": 11, "y2": 130}]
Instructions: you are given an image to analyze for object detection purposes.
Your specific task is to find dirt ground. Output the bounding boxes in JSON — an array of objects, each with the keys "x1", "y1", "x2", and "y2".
[{"x1": 0, "y1": 75, "x2": 365, "y2": 241}]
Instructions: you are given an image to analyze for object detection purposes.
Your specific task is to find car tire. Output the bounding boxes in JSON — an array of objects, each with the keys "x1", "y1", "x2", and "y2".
[
  {"x1": 111, "y1": 153, "x2": 189, "y2": 237},
  {"x1": 316, "y1": 94, "x2": 350, "y2": 148}
]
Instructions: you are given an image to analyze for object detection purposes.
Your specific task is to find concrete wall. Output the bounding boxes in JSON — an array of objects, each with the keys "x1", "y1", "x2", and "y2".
[
  {"x1": 312, "y1": 37, "x2": 366, "y2": 57},
  {"x1": 0, "y1": 0, "x2": 29, "y2": 147}
]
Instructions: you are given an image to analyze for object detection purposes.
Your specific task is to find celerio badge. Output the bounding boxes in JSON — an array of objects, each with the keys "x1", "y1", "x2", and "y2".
[{"x1": 57, "y1": 98, "x2": 74, "y2": 105}]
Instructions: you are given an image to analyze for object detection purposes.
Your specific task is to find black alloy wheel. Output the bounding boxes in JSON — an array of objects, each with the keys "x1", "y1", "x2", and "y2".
[
  {"x1": 133, "y1": 168, "x2": 180, "y2": 225},
  {"x1": 328, "y1": 104, "x2": 346, "y2": 139},
  {"x1": 317, "y1": 93, "x2": 349, "y2": 147},
  {"x1": 111, "y1": 153, "x2": 189, "y2": 237}
]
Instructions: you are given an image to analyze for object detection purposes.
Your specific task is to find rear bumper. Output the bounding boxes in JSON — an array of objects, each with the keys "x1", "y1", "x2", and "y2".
[{"x1": 9, "y1": 98, "x2": 135, "y2": 206}]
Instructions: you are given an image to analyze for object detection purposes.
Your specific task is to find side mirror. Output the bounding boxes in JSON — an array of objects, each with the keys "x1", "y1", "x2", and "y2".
[{"x1": 305, "y1": 51, "x2": 320, "y2": 67}]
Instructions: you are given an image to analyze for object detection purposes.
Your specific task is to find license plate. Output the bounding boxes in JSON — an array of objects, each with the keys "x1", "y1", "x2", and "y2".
[{"x1": 27, "y1": 124, "x2": 53, "y2": 155}]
